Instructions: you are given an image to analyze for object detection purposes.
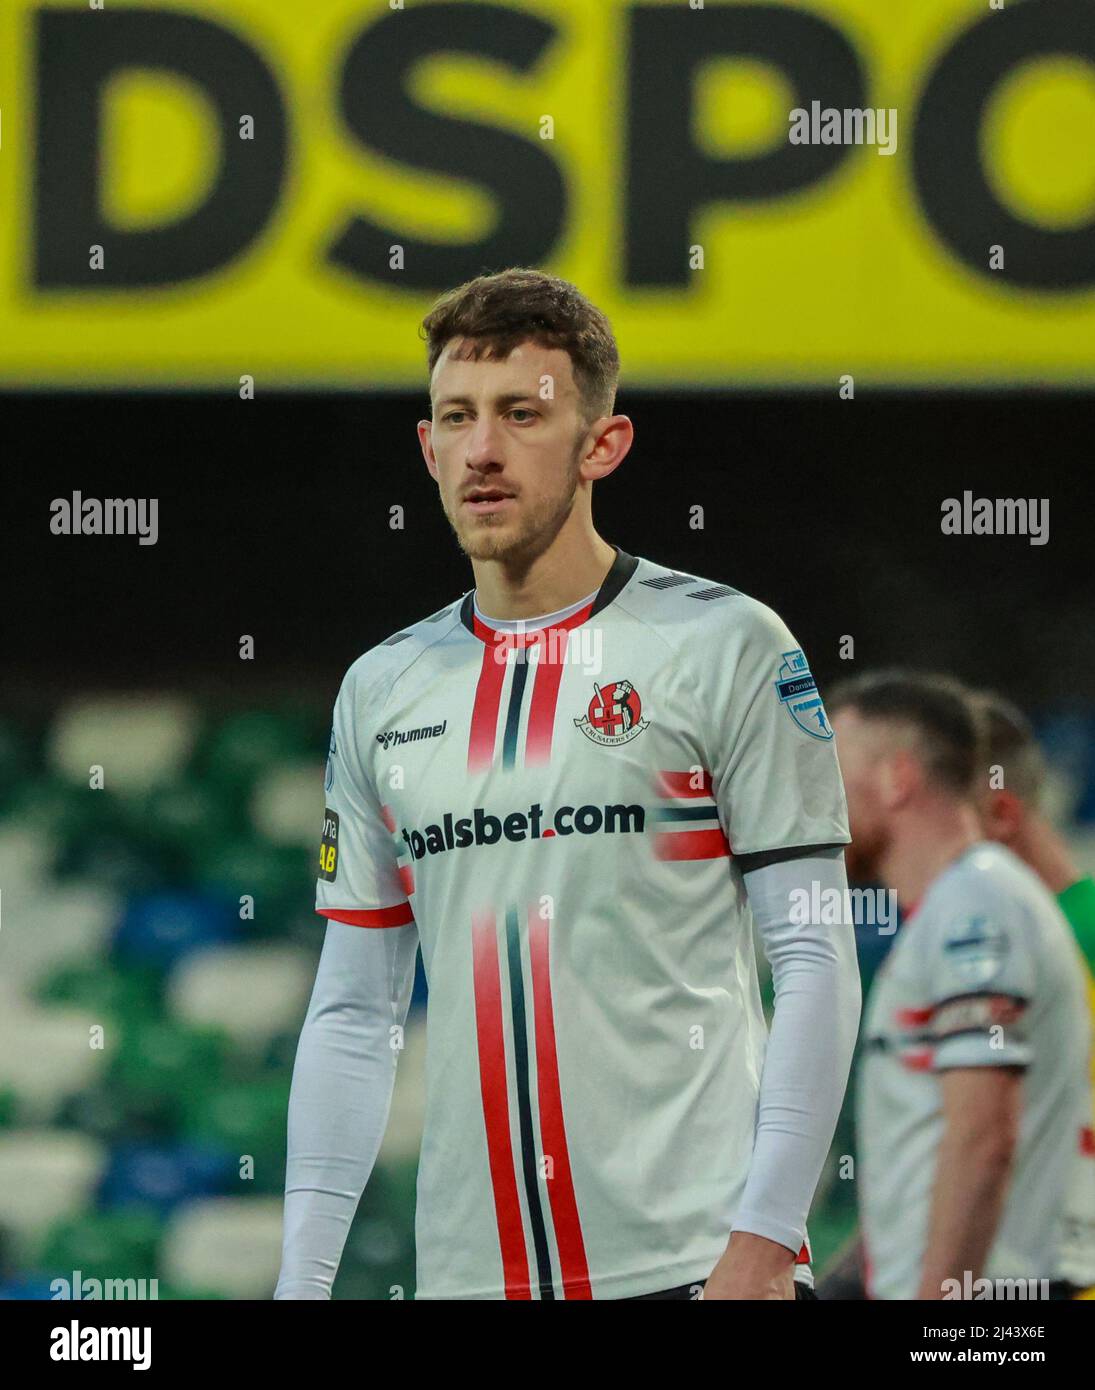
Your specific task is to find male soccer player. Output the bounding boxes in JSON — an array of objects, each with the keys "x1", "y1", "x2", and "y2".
[
  {"x1": 829, "y1": 672, "x2": 1095, "y2": 1300},
  {"x1": 275, "y1": 268, "x2": 861, "y2": 1301},
  {"x1": 973, "y1": 689, "x2": 1095, "y2": 1295}
]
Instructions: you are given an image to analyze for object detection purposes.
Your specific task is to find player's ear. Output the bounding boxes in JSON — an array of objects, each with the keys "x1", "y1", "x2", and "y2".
[
  {"x1": 578, "y1": 415, "x2": 633, "y2": 482},
  {"x1": 418, "y1": 419, "x2": 439, "y2": 480},
  {"x1": 880, "y1": 747, "x2": 920, "y2": 809},
  {"x1": 983, "y1": 788, "x2": 1022, "y2": 843}
]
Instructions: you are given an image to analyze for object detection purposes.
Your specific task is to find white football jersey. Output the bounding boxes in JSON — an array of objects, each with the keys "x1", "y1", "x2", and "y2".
[
  {"x1": 317, "y1": 546, "x2": 849, "y2": 1299},
  {"x1": 858, "y1": 842, "x2": 1095, "y2": 1299}
]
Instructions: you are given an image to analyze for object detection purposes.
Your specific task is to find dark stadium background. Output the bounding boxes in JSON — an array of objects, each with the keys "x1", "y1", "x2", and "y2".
[{"x1": 6, "y1": 389, "x2": 1092, "y2": 705}]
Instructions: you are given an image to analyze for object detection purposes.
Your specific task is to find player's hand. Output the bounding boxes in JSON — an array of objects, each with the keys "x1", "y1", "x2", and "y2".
[{"x1": 701, "y1": 1231, "x2": 797, "y2": 1300}]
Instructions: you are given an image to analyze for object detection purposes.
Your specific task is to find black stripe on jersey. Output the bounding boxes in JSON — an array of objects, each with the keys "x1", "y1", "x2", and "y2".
[
  {"x1": 589, "y1": 545, "x2": 639, "y2": 616},
  {"x1": 502, "y1": 648, "x2": 529, "y2": 770},
  {"x1": 640, "y1": 573, "x2": 696, "y2": 590},
  {"x1": 457, "y1": 546, "x2": 639, "y2": 635},
  {"x1": 863, "y1": 1034, "x2": 934, "y2": 1053},
  {"x1": 687, "y1": 584, "x2": 741, "y2": 601},
  {"x1": 656, "y1": 805, "x2": 719, "y2": 821},
  {"x1": 931, "y1": 990, "x2": 1031, "y2": 1010},
  {"x1": 504, "y1": 905, "x2": 556, "y2": 1300},
  {"x1": 734, "y1": 842, "x2": 846, "y2": 875}
]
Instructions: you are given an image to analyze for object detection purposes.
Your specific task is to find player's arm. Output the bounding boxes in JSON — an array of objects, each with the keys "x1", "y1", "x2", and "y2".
[
  {"x1": 275, "y1": 659, "x2": 418, "y2": 1299},
  {"x1": 275, "y1": 919, "x2": 417, "y2": 1299},
  {"x1": 695, "y1": 601, "x2": 860, "y2": 1299},
  {"x1": 916, "y1": 894, "x2": 1034, "y2": 1299},
  {"x1": 706, "y1": 847, "x2": 861, "y2": 1298},
  {"x1": 917, "y1": 1066, "x2": 1022, "y2": 1299}
]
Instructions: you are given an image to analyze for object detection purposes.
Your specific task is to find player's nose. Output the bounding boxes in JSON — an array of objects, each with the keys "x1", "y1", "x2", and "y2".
[{"x1": 463, "y1": 416, "x2": 507, "y2": 469}]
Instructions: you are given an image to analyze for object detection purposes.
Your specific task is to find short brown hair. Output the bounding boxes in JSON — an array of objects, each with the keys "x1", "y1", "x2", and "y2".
[
  {"x1": 420, "y1": 268, "x2": 620, "y2": 425},
  {"x1": 969, "y1": 689, "x2": 1046, "y2": 805},
  {"x1": 827, "y1": 669, "x2": 986, "y2": 797}
]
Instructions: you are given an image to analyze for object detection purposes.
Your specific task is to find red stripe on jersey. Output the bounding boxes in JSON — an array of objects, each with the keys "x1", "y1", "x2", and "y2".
[
  {"x1": 901, "y1": 1048, "x2": 935, "y2": 1071},
  {"x1": 654, "y1": 827, "x2": 731, "y2": 861},
  {"x1": 656, "y1": 770, "x2": 713, "y2": 798},
  {"x1": 1081, "y1": 1126, "x2": 1095, "y2": 1158},
  {"x1": 317, "y1": 903, "x2": 414, "y2": 928},
  {"x1": 527, "y1": 907, "x2": 592, "y2": 1299},
  {"x1": 379, "y1": 803, "x2": 396, "y2": 834},
  {"x1": 398, "y1": 862, "x2": 415, "y2": 897},
  {"x1": 471, "y1": 910, "x2": 533, "y2": 1299},
  {"x1": 524, "y1": 631, "x2": 570, "y2": 766},
  {"x1": 468, "y1": 641, "x2": 508, "y2": 773},
  {"x1": 556, "y1": 600, "x2": 595, "y2": 632},
  {"x1": 796, "y1": 1243, "x2": 810, "y2": 1265},
  {"x1": 896, "y1": 1004, "x2": 935, "y2": 1027}
]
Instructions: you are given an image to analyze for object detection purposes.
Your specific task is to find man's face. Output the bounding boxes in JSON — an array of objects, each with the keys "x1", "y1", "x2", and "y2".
[
  {"x1": 832, "y1": 708, "x2": 892, "y2": 880},
  {"x1": 419, "y1": 338, "x2": 593, "y2": 564}
]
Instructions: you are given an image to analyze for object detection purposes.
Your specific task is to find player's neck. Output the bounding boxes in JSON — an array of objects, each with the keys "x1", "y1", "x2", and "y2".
[
  {"x1": 881, "y1": 801, "x2": 983, "y2": 912},
  {"x1": 471, "y1": 527, "x2": 618, "y2": 621}
]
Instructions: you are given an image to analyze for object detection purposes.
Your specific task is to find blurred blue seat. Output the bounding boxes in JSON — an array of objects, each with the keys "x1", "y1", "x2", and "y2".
[
  {"x1": 97, "y1": 1141, "x2": 234, "y2": 1215},
  {"x1": 113, "y1": 891, "x2": 239, "y2": 968},
  {"x1": 0, "y1": 1275, "x2": 58, "y2": 1300},
  {"x1": 1036, "y1": 710, "x2": 1095, "y2": 822}
]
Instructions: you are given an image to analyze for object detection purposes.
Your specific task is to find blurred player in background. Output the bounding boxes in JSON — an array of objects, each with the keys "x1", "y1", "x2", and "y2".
[
  {"x1": 973, "y1": 689, "x2": 1095, "y2": 1297},
  {"x1": 826, "y1": 672, "x2": 1094, "y2": 1300},
  {"x1": 818, "y1": 679, "x2": 1095, "y2": 1299},
  {"x1": 274, "y1": 268, "x2": 861, "y2": 1301}
]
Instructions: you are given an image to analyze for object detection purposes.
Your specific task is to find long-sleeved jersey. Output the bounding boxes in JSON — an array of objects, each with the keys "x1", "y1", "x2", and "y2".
[{"x1": 314, "y1": 545, "x2": 851, "y2": 1299}]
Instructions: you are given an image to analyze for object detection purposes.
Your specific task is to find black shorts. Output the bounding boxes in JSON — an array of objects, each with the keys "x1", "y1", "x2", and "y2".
[{"x1": 621, "y1": 1279, "x2": 818, "y2": 1301}]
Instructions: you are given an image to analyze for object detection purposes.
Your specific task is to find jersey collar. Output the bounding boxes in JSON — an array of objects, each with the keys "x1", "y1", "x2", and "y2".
[{"x1": 458, "y1": 544, "x2": 639, "y2": 643}]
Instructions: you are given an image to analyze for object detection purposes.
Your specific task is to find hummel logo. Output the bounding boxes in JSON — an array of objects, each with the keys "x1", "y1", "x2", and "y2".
[{"x1": 376, "y1": 720, "x2": 447, "y2": 751}]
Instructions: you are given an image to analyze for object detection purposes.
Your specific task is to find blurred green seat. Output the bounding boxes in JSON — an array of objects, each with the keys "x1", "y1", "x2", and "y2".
[
  {"x1": 0, "y1": 1090, "x2": 17, "y2": 1129},
  {"x1": 189, "y1": 837, "x2": 312, "y2": 929},
  {"x1": 336, "y1": 1160, "x2": 418, "y2": 1300},
  {"x1": 108, "y1": 1019, "x2": 231, "y2": 1131},
  {"x1": 36, "y1": 960, "x2": 162, "y2": 1029},
  {"x1": 6, "y1": 775, "x2": 118, "y2": 848},
  {"x1": 37, "y1": 1207, "x2": 163, "y2": 1285},
  {"x1": 179, "y1": 1078, "x2": 290, "y2": 1194},
  {"x1": 195, "y1": 711, "x2": 320, "y2": 795},
  {"x1": 0, "y1": 720, "x2": 36, "y2": 815}
]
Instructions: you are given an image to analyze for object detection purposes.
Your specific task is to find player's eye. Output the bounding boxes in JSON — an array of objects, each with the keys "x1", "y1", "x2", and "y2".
[
  {"x1": 509, "y1": 408, "x2": 536, "y2": 422},
  {"x1": 442, "y1": 411, "x2": 467, "y2": 424}
]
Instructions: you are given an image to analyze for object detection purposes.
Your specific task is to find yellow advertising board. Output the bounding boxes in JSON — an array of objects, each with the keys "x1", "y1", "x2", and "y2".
[{"x1": 0, "y1": 0, "x2": 1093, "y2": 387}]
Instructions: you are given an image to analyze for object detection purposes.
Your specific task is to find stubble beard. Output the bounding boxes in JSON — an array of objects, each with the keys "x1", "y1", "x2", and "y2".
[{"x1": 446, "y1": 449, "x2": 583, "y2": 566}]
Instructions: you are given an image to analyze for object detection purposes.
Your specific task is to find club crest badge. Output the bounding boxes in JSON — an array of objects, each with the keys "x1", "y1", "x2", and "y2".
[
  {"x1": 943, "y1": 916, "x2": 1010, "y2": 989},
  {"x1": 574, "y1": 679, "x2": 649, "y2": 746},
  {"x1": 775, "y1": 649, "x2": 833, "y2": 740}
]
